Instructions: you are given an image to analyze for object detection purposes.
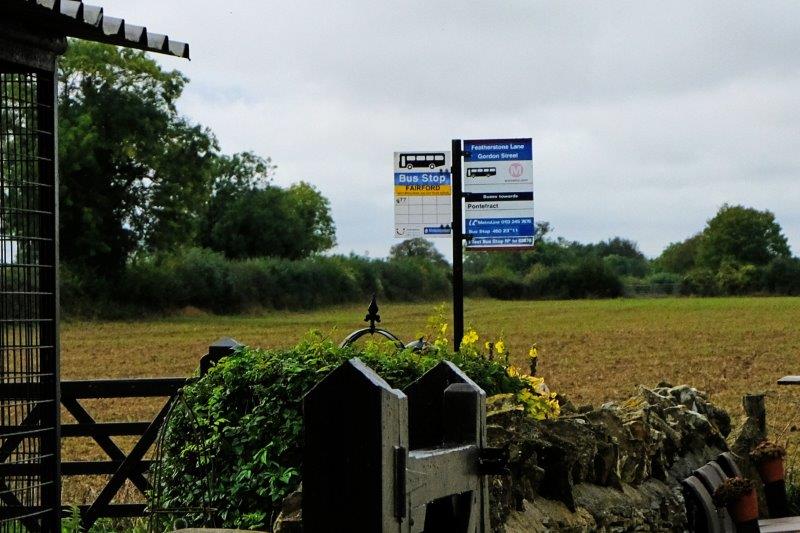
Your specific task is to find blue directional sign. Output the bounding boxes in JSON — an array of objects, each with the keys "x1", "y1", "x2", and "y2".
[
  {"x1": 463, "y1": 138, "x2": 534, "y2": 250},
  {"x1": 464, "y1": 139, "x2": 533, "y2": 162}
]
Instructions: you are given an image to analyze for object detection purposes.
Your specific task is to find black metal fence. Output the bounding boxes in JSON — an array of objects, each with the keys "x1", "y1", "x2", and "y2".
[{"x1": 0, "y1": 65, "x2": 60, "y2": 532}]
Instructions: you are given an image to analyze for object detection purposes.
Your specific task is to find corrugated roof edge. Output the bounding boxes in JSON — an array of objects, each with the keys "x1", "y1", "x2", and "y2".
[{"x1": 21, "y1": 0, "x2": 190, "y2": 59}]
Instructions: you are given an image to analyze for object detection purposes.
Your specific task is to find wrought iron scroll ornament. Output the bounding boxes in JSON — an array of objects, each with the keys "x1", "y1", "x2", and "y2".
[{"x1": 340, "y1": 295, "x2": 422, "y2": 350}]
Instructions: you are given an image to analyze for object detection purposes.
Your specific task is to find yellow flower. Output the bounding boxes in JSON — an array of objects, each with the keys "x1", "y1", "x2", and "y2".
[
  {"x1": 440, "y1": 323, "x2": 448, "y2": 336},
  {"x1": 484, "y1": 341, "x2": 492, "y2": 351},
  {"x1": 462, "y1": 329, "x2": 479, "y2": 346},
  {"x1": 506, "y1": 365, "x2": 522, "y2": 378},
  {"x1": 528, "y1": 346, "x2": 539, "y2": 359},
  {"x1": 495, "y1": 340, "x2": 505, "y2": 354},
  {"x1": 522, "y1": 375, "x2": 544, "y2": 388}
]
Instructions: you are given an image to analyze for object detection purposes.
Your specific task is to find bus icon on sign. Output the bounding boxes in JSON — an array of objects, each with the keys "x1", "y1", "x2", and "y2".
[
  {"x1": 399, "y1": 153, "x2": 446, "y2": 170},
  {"x1": 466, "y1": 167, "x2": 497, "y2": 178}
]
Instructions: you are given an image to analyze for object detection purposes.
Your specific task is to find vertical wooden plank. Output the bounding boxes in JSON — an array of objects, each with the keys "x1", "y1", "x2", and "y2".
[
  {"x1": 442, "y1": 383, "x2": 479, "y2": 446},
  {"x1": 303, "y1": 358, "x2": 407, "y2": 533},
  {"x1": 405, "y1": 361, "x2": 483, "y2": 450},
  {"x1": 404, "y1": 362, "x2": 490, "y2": 532}
]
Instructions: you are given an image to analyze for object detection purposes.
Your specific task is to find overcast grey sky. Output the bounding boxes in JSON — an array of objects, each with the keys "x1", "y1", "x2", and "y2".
[{"x1": 99, "y1": 1, "x2": 800, "y2": 259}]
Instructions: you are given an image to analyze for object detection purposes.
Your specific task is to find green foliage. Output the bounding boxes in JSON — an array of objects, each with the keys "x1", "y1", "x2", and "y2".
[
  {"x1": 58, "y1": 41, "x2": 334, "y2": 283},
  {"x1": 603, "y1": 254, "x2": 649, "y2": 278},
  {"x1": 111, "y1": 248, "x2": 449, "y2": 314},
  {"x1": 680, "y1": 268, "x2": 718, "y2": 296},
  {"x1": 59, "y1": 40, "x2": 218, "y2": 277},
  {"x1": 640, "y1": 271, "x2": 682, "y2": 296},
  {"x1": 465, "y1": 270, "x2": 527, "y2": 299},
  {"x1": 654, "y1": 234, "x2": 702, "y2": 274},
  {"x1": 155, "y1": 333, "x2": 548, "y2": 530},
  {"x1": 201, "y1": 182, "x2": 336, "y2": 260},
  {"x1": 390, "y1": 238, "x2": 448, "y2": 267},
  {"x1": 697, "y1": 204, "x2": 790, "y2": 269},
  {"x1": 763, "y1": 257, "x2": 800, "y2": 295},
  {"x1": 592, "y1": 237, "x2": 646, "y2": 260},
  {"x1": 284, "y1": 181, "x2": 337, "y2": 256},
  {"x1": 61, "y1": 506, "x2": 81, "y2": 533},
  {"x1": 379, "y1": 256, "x2": 451, "y2": 301},
  {"x1": 59, "y1": 508, "x2": 147, "y2": 533},
  {"x1": 462, "y1": 226, "x2": 630, "y2": 301},
  {"x1": 525, "y1": 258, "x2": 624, "y2": 299},
  {"x1": 714, "y1": 260, "x2": 760, "y2": 295},
  {"x1": 201, "y1": 178, "x2": 336, "y2": 259},
  {"x1": 657, "y1": 206, "x2": 796, "y2": 296}
]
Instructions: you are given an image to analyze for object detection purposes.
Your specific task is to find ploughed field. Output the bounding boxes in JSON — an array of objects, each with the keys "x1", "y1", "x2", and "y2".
[{"x1": 61, "y1": 297, "x2": 800, "y2": 503}]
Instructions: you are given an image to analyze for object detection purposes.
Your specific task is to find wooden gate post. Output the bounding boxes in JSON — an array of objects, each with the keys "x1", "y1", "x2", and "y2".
[
  {"x1": 200, "y1": 337, "x2": 242, "y2": 376},
  {"x1": 303, "y1": 359, "x2": 500, "y2": 533},
  {"x1": 403, "y1": 362, "x2": 490, "y2": 533},
  {"x1": 303, "y1": 358, "x2": 407, "y2": 533}
]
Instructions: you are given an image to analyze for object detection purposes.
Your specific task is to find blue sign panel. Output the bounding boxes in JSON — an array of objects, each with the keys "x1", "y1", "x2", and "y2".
[
  {"x1": 424, "y1": 227, "x2": 452, "y2": 235},
  {"x1": 466, "y1": 217, "x2": 534, "y2": 237},
  {"x1": 469, "y1": 236, "x2": 535, "y2": 247},
  {"x1": 463, "y1": 137, "x2": 534, "y2": 250},
  {"x1": 464, "y1": 138, "x2": 533, "y2": 163},
  {"x1": 393, "y1": 172, "x2": 451, "y2": 186}
]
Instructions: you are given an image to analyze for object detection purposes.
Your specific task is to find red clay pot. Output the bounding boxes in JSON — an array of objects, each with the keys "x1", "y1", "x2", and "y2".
[
  {"x1": 728, "y1": 488, "x2": 759, "y2": 524},
  {"x1": 757, "y1": 457, "x2": 785, "y2": 483}
]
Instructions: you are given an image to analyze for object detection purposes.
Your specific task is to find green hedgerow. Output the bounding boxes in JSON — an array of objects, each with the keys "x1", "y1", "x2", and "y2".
[{"x1": 152, "y1": 330, "x2": 554, "y2": 530}]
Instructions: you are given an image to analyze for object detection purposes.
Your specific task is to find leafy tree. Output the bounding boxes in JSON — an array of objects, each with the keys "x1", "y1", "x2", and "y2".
[
  {"x1": 697, "y1": 204, "x2": 790, "y2": 269},
  {"x1": 59, "y1": 40, "x2": 218, "y2": 277},
  {"x1": 534, "y1": 221, "x2": 552, "y2": 244},
  {"x1": 58, "y1": 41, "x2": 335, "y2": 278},
  {"x1": 603, "y1": 254, "x2": 649, "y2": 277},
  {"x1": 389, "y1": 238, "x2": 448, "y2": 267},
  {"x1": 284, "y1": 182, "x2": 337, "y2": 257},
  {"x1": 655, "y1": 234, "x2": 702, "y2": 274},
  {"x1": 592, "y1": 237, "x2": 646, "y2": 260},
  {"x1": 202, "y1": 182, "x2": 335, "y2": 260},
  {"x1": 213, "y1": 151, "x2": 274, "y2": 194}
]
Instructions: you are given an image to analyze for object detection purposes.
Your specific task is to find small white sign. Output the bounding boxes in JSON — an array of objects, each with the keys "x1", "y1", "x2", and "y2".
[{"x1": 393, "y1": 151, "x2": 452, "y2": 239}]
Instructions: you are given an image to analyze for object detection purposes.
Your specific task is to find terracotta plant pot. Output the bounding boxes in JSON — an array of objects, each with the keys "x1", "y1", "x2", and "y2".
[
  {"x1": 757, "y1": 456, "x2": 785, "y2": 483},
  {"x1": 728, "y1": 488, "x2": 759, "y2": 524}
]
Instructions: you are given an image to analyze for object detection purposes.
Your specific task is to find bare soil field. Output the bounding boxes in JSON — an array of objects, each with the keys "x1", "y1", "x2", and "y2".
[{"x1": 60, "y1": 297, "x2": 800, "y2": 504}]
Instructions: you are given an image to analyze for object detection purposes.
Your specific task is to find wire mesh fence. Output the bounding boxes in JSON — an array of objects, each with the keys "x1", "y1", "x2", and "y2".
[{"x1": 1, "y1": 66, "x2": 59, "y2": 531}]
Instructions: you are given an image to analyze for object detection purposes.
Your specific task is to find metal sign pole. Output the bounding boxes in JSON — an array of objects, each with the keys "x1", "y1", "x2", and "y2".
[{"x1": 451, "y1": 139, "x2": 464, "y2": 351}]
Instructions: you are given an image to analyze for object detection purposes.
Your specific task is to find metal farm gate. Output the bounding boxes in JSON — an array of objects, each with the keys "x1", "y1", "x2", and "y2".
[
  {"x1": 0, "y1": 2, "x2": 189, "y2": 529},
  {"x1": 0, "y1": 66, "x2": 60, "y2": 531}
]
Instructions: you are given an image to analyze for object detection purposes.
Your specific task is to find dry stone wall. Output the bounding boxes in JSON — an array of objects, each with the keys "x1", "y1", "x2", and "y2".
[
  {"x1": 274, "y1": 383, "x2": 762, "y2": 533},
  {"x1": 488, "y1": 383, "x2": 741, "y2": 532}
]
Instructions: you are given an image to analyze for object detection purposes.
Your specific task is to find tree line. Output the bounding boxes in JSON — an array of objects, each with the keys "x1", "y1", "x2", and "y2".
[
  {"x1": 59, "y1": 41, "x2": 335, "y2": 286},
  {"x1": 58, "y1": 42, "x2": 800, "y2": 316},
  {"x1": 456, "y1": 204, "x2": 799, "y2": 299}
]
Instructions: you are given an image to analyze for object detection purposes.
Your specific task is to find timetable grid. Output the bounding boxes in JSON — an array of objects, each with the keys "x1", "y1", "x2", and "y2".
[{"x1": 393, "y1": 150, "x2": 453, "y2": 239}]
